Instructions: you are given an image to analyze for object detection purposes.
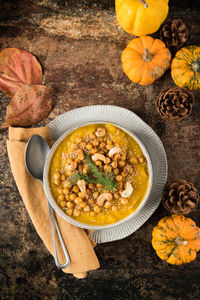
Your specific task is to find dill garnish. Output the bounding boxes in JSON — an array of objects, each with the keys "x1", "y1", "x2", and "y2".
[{"x1": 69, "y1": 152, "x2": 118, "y2": 191}]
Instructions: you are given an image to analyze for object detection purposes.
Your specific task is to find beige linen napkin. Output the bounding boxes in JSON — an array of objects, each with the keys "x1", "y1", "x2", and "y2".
[{"x1": 7, "y1": 127, "x2": 100, "y2": 278}]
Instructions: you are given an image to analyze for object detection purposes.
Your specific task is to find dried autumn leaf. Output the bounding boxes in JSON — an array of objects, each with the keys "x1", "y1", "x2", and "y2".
[
  {"x1": 0, "y1": 48, "x2": 42, "y2": 97},
  {"x1": 1, "y1": 85, "x2": 53, "y2": 128}
]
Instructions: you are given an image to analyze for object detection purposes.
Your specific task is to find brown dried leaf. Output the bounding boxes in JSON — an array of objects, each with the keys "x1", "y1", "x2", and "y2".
[
  {"x1": 1, "y1": 85, "x2": 53, "y2": 128},
  {"x1": 0, "y1": 48, "x2": 42, "y2": 97}
]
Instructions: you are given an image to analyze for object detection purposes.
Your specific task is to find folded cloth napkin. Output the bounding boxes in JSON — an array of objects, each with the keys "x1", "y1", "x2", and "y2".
[{"x1": 7, "y1": 126, "x2": 100, "y2": 278}]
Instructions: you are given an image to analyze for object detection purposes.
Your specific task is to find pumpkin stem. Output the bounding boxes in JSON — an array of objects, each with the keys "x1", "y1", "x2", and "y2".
[
  {"x1": 138, "y1": 0, "x2": 149, "y2": 8},
  {"x1": 175, "y1": 237, "x2": 188, "y2": 245},
  {"x1": 142, "y1": 48, "x2": 152, "y2": 62},
  {"x1": 192, "y1": 62, "x2": 199, "y2": 72}
]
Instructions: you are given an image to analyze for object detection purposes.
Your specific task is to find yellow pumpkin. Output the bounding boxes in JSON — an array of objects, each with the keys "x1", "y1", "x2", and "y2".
[
  {"x1": 121, "y1": 36, "x2": 171, "y2": 85},
  {"x1": 171, "y1": 45, "x2": 200, "y2": 90},
  {"x1": 115, "y1": 0, "x2": 169, "y2": 36},
  {"x1": 152, "y1": 215, "x2": 200, "y2": 265}
]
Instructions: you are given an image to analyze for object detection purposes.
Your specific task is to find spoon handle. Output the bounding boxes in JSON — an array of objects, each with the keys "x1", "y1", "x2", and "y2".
[{"x1": 47, "y1": 200, "x2": 70, "y2": 269}]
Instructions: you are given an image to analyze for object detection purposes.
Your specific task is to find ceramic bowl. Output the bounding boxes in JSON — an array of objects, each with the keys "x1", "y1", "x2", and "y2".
[{"x1": 43, "y1": 122, "x2": 153, "y2": 230}]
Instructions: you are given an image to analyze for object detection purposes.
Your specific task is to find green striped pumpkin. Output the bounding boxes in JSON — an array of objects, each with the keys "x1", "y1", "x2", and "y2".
[
  {"x1": 171, "y1": 45, "x2": 200, "y2": 90},
  {"x1": 152, "y1": 215, "x2": 200, "y2": 265}
]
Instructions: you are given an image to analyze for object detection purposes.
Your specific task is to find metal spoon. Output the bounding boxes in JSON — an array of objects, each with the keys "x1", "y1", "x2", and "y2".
[{"x1": 25, "y1": 134, "x2": 70, "y2": 269}]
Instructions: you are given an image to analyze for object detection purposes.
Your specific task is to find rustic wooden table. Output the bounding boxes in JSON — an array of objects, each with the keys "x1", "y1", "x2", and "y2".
[{"x1": 0, "y1": 1, "x2": 200, "y2": 299}]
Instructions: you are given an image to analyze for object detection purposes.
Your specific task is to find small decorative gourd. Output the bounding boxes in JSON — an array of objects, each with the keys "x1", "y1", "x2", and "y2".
[
  {"x1": 171, "y1": 45, "x2": 200, "y2": 90},
  {"x1": 115, "y1": 0, "x2": 169, "y2": 36},
  {"x1": 122, "y1": 36, "x2": 171, "y2": 85},
  {"x1": 152, "y1": 215, "x2": 200, "y2": 265}
]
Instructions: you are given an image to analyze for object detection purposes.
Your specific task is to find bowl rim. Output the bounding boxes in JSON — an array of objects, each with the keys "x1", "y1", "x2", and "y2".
[{"x1": 43, "y1": 121, "x2": 153, "y2": 230}]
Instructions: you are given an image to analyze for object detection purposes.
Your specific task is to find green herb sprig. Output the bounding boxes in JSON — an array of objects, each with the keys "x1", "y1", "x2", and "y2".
[{"x1": 69, "y1": 152, "x2": 118, "y2": 191}]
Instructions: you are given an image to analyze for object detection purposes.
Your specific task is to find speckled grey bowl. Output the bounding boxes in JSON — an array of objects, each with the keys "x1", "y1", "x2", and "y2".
[{"x1": 43, "y1": 122, "x2": 153, "y2": 230}]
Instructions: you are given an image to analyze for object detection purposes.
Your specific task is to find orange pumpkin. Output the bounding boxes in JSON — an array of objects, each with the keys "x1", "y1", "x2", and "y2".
[
  {"x1": 122, "y1": 36, "x2": 171, "y2": 85},
  {"x1": 152, "y1": 215, "x2": 200, "y2": 265}
]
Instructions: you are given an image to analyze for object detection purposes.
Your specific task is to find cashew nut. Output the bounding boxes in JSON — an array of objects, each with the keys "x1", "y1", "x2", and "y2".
[
  {"x1": 92, "y1": 153, "x2": 106, "y2": 163},
  {"x1": 77, "y1": 180, "x2": 88, "y2": 198},
  {"x1": 95, "y1": 127, "x2": 106, "y2": 137},
  {"x1": 108, "y1": 147, "x2": 121, "y2": 157},
  {"x1": 66, "y1": 161, "x2": 77, "y2": 171},
  {"x1": 97, "y1": 193, "x2": 113, "y2": 206},
  {"x1": 120, "y1": 182, "x2": 133, "y2": 198}
]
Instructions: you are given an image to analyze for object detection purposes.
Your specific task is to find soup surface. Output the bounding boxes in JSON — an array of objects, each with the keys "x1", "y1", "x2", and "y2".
[{"x1": 49, "y1": 123, "x2": 149, "y2": 225}]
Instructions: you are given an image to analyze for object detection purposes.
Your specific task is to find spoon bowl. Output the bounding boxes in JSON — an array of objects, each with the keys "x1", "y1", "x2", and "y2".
[{"x1": 25, "y1": 135, "x2": 50, "y2": 181}]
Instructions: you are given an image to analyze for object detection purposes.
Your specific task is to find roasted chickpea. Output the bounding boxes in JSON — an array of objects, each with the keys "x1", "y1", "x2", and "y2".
[
  {"x1": 67, "y1": 208, "x2": 73, "y2": 216},
  {"x1": 138, "y1": 156, "x2": 146, "y2": 164},
  {"x1": 89, "y1": 133, "x2": 96, "y2": 140},
  {"x1": 121, "y1": 198, "x2": 128, "y2": 205},
  {"x1": 58, "y1": 194, "x2": 65, "y2": 201},
  {"x1": 114, "y1": 169, "x2": 119, "y2": 175},
  {"x1": 91, "y1": 148, "x2": 98, "y2": 154},
  {"x1": 79, "y1": 154, "x2": 85, "y2": 160},
  {"x1": 107, "y1": 139, "x2": 112, "y2": 145},
  {"x1": 75, "y1": 157, "x2": 81, "y2": 163},
  {"x1": 111, "y1": 161, "x2": 118, "y2": 169},
  {"x1": 94, "y1": 205, "x2": 101, "y2": 214},
  {"x1": 80, "y1": 142, "x2": 87, "y2": 148},
  {"x1": 121, "y1": 172, "x2": 127, "y2": 178},
  {"x1": 104, "y1": 201, "x2": 112, "y2": 209},
  {"x1": 58, "y1": 188, "x2": 63, "y2": 194},
  {"x1": 88, "y1": 198, "x2": 95, "y2": 205},
  {"x1": 84, "y1": 205, "x2": 90, "y2": 212},
  {"x1": 106, "y1": 144, "x2": 113, "y2": 150},
  {"x1": 118, "y1": 182, "x2": 123, "y2": 190},
  {"x1": 118, "y1": 160, "x2": 125, "y2": 167},
  {"x1": 98, "y1": 137, "x2": 104, "y2": 142},
  {"x1": 90, "y1": 211, "x2": 96, "y2": 217},
  {"x1": 61, "y1": 174, "x2": 66, "y2": 181},
  {"x1": 60, "y1": 200, "x2": 67, "y2": 207},
  {"x1": 72, "y1": 186, "x2": 79, "y2": 193},
  {"x1": 93, "y1": 191, "x2": 99, "y2": 199},
  {"x1": 115, "y1": 153, "x2": 121, "y2": 160},
  {"x1": 116, "y1": 175, "x2": 123, "y2": 182},
  {"x1": 112, "y1": 206, "x2": 118, "y2": 212},
  {"x1": 95, "y1": 160, "x2": 102, "y2": 167},
  {"x1": 54, "y1": 171, "x2": 60, "y2": 180},
  {"x1": 104, "y1": 165, "x2": 112, "y2": 172},
  {"x1": 114, "y1": 192, "x2": 120, "y2": 199},
  {"x1": 78, "y1": 192, "x2": 84, "y2": 198},
  {"x1": 73, "y1": 208, "x2": 81, "y2": 217},
  {"x1": 130, "y1": 157, "x2": 138, "y2": 164},
  {"x1": 75, "y1": 197, "x2": 83, "y2": 204},
  {"x1": 105, "y1": 157, "x2": 111, "y2": 164},
  {"x1": 83, "y1": 167, "x2": 88, "y2": 174},
  {"x1": 65, "y1": 194, "x2": 70, "y2": 201},
  {"x1": 63, "y1": 181, "x2": 71, "y2": 188},
  {"x1": 70, "y1": 193, "x2": 77, "y2": 201},
  {"x1": 97, "y1": 183, "x2": 103, "y2": 189},
  {"x1": 92, "y1": 139, "x2": 99, "y2": 147},
  {"x1": 77, "y1": 148, "x2": 83, "y2": 156},
  {"x1": 88, "y1": 183, "x2": 95, "y2": 189},
  {"x1": 79, "y1": 201, "x2": 86, "y2": 209},
  {"x1": 121, "y1": 155, "x2": 126, "y2": 161},
  {"x1": 86, "y1": 144, "x2": 93, "y2": 151},
  {"x1": 67, "y1": 201, "x2": 74, "y2": 208},
  {"x1": 100, "y1": 142, "x2": 106, "y2": 148},
  {"x1": 54, "y1": 179, "x2": 61, "y2": 186}
]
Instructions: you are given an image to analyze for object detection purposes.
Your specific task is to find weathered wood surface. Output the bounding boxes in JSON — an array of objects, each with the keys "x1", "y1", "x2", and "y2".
[{"x1": 0, "y1": 1, "x2": 200, "y2": 299}]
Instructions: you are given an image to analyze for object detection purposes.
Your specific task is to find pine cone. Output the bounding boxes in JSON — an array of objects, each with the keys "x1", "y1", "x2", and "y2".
[
  {"x1": 156, "y1": 87, "x2": 193, "y2": 121},
  {"x1": 160, "y1": 19, "x2": 188, "y2": 52},
  {"x1": 163, "y1": 180, "x2": 199, "y2": 215}
]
